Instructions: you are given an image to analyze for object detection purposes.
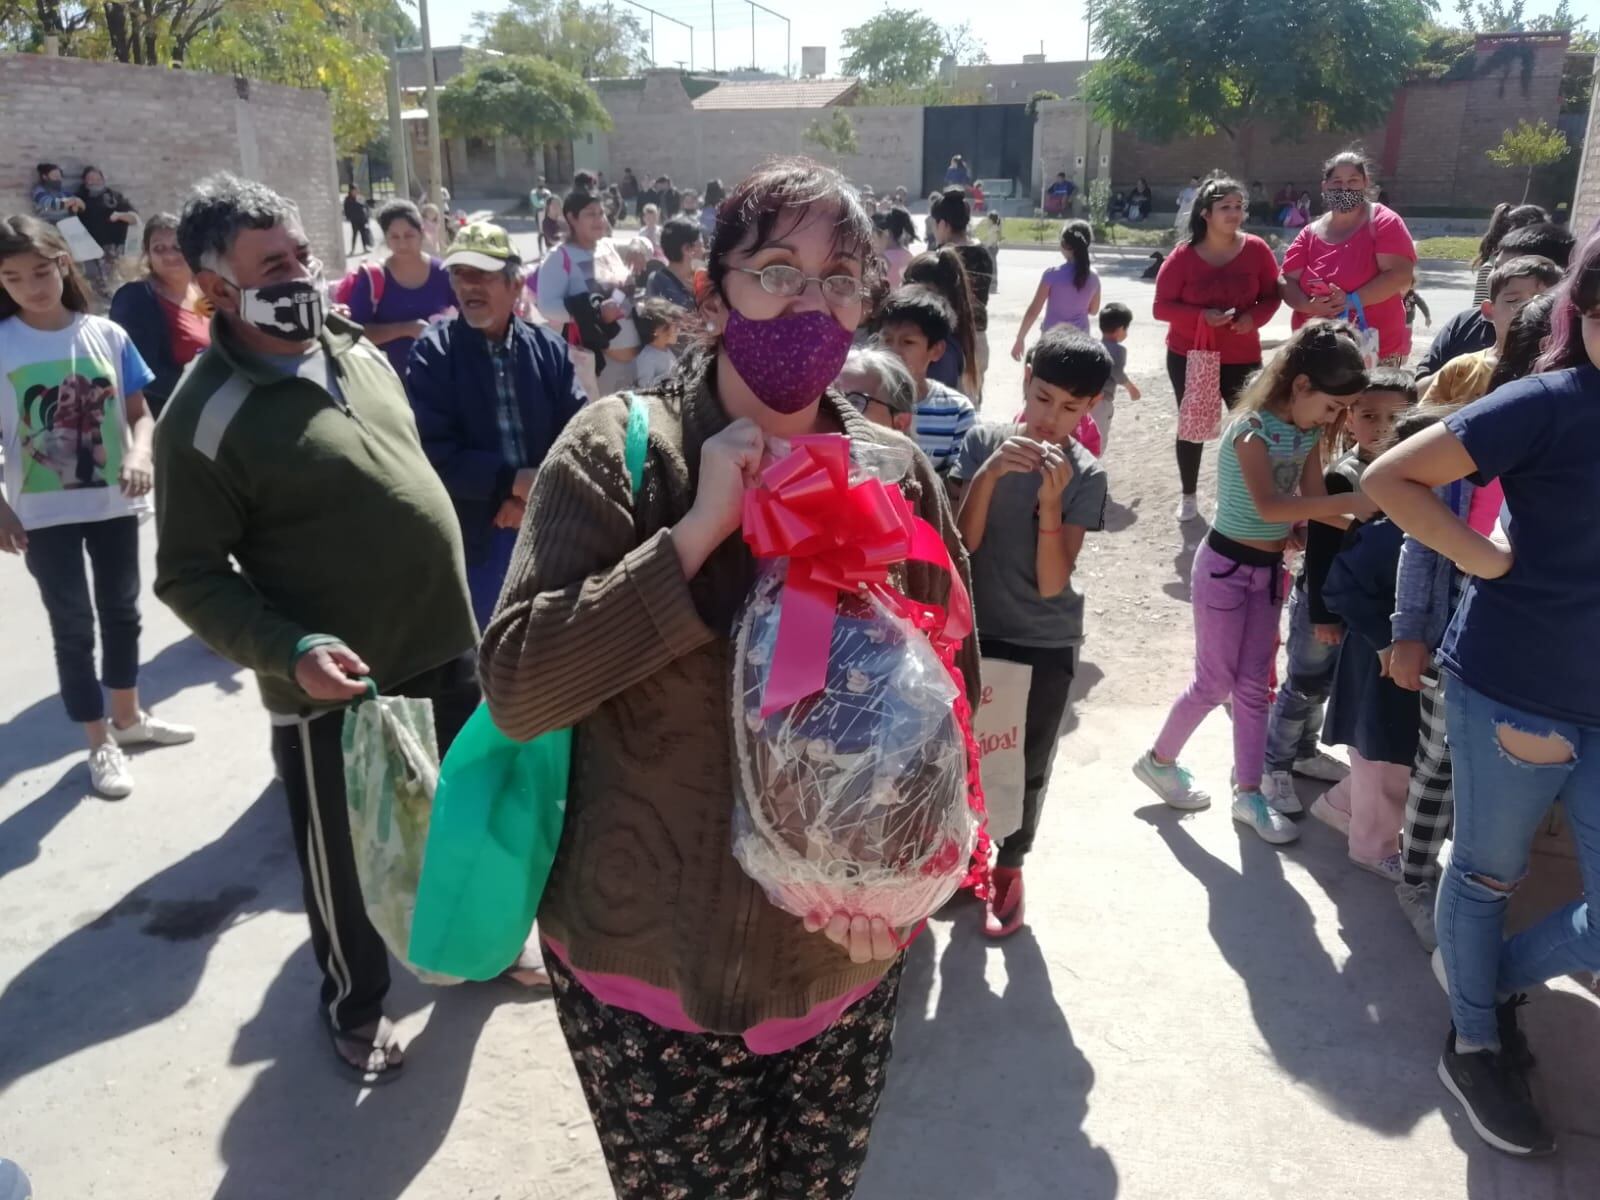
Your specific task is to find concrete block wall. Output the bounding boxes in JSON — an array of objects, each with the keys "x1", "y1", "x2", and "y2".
[
  {"x1": 596, "y1": 74, "x2": 924, "y2": 198},
  {"x1": 1, "y1": 53, "x2": 344, "y2": 273}
]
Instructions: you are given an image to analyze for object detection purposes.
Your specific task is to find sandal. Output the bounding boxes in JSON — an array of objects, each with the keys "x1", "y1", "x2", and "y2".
[
  {"x1": 499, "y1": 946, "x2": 552, "y2": 991},
  {"x1": 983, "y1": 867, "x2": 1025, "y2": 938},
  {"x1": 330, "y1": 1015, "x2": 405, "y2": 1085}
]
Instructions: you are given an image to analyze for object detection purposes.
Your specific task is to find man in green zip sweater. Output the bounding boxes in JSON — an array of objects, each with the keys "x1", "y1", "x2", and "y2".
[{"x1": 152, "y1": 174, "x2": 479, "y2": 1084}]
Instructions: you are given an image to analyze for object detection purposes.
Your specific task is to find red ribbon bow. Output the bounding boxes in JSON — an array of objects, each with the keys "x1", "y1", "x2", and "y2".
[{"x1": 742, "y1": 435, "x2": 972, "y2": 716}]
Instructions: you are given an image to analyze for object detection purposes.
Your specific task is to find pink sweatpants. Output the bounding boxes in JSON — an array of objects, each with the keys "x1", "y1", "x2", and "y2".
[{"x1": 1324, "y1": 748, "x2": 1408, "y2": 862}]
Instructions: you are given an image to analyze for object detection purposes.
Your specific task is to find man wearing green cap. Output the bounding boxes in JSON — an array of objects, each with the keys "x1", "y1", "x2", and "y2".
[{"x1": 405, "y1": 221, "x2": 588, "y2": 627}]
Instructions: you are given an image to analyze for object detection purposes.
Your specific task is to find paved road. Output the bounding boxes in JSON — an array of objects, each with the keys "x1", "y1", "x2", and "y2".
[{"x1": 2, "y1": 250, "x2": 1596, "y2": 1199}]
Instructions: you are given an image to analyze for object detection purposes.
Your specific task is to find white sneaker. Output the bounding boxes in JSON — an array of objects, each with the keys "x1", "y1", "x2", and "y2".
[
  {"x1": 1293, "y1": 750, "x2": 1348, "y2": 782},
  {"x1": 89, "y1": 742, "x2": 134, "y2": 798},
  {"x1": 1352, "y1": 851, "x2": 1404, "y2": 882},
  {"x1": 1232, "y1": 789, "x2": 1300, "y2": 845},
  {"x1": 1176, "y1": 494, "x2": 1200, "y2": 522},
  {"x1": 111, "y1": 711, "x2": 196, "y2": 747},
  {"x1": 1264, "y1": 769, "x2": 1303, "y2": 815},
  {"x1": 1133, "y1": 751, "x2": 1212, "y2": 811},
  {"x1": 1309, "y1": 793, "x2": 1352, "y2": 836}
]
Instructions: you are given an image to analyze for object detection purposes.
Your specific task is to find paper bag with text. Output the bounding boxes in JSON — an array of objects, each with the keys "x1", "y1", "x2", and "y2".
[{"x1": 973, "y1": 658, "x2": 1031, "y2": 843}]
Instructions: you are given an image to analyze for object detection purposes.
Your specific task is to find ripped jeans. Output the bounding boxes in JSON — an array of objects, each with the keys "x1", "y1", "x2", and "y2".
[{"x1": 1437, "y1": 675, "x2": 1600, "y2": 1047}]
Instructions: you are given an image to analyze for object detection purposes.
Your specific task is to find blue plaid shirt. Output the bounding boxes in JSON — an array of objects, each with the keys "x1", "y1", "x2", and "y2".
[{"x1": 487, "y1": 325, "x2": 528, "y2": 468}]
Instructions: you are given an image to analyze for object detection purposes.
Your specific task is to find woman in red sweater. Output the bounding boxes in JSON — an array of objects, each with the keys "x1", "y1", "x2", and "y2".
[{"x1": 1154, "y1": 176, "x2": 1283, "y2": 521}]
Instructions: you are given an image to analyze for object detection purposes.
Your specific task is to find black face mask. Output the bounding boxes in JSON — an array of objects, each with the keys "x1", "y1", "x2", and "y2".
[{"x1": 225, "y1": 275, "x2": 328, "y2": 342}]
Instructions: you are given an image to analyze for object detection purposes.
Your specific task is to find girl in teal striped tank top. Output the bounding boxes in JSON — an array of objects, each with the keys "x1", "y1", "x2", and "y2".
[{"x1": 1134, "y1": 321, "x2": 1380, "y2": 844}]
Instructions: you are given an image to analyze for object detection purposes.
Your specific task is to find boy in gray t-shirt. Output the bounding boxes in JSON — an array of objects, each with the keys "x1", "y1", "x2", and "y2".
[
  {"x1": 949, "y1": 328, "x2": 1110, "y2": 938},
  {"x1": 1092, "y1": 302, "x2": 1140, "y2": 451}
]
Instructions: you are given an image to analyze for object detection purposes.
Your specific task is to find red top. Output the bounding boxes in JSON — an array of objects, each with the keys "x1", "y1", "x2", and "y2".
[
  {"x1": 158, "y1": 293, "x2": 211, "y2": 367},
  {"x1": 1153, "y1": 236, "x2": 1283, "y2": 365},
  {"x1": 1281, "y1": 203, "x2": 1417, "y2": 359}
]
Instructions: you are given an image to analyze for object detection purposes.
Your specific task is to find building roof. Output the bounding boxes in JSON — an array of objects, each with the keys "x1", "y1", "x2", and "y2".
[{"x1": 691, "y1": 78, "x2": 859, "y2": 110}]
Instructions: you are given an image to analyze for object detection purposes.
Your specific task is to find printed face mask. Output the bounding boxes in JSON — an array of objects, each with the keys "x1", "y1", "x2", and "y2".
[
  {"x1": 227, "y1": 274, "x2": 328, "y2": 343},
  {"x1": 722, "y1": 307, "x2": 855, "y2": 415},
  {"x1": 1323, "y1": 187, "x2": 1366, "y2": 213}
]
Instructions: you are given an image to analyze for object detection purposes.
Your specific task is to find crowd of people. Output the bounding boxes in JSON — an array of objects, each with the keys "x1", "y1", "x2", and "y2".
[{"x1": 1, "y1": 140, "x2": 1597, "y2": 1194}]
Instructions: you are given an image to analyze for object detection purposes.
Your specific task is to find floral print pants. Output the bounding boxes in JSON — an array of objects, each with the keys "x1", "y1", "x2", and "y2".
[{"x1": 547, "y1": 952, "x2": 904, "y2": 1200}]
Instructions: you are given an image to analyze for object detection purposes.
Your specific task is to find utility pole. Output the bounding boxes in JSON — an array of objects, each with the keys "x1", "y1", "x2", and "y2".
[
  {"x1": 385, "y1": 39, "x2": 412, "y2": 202},
  {"x1": 419, "y1": 0, "x2": 445, "y2": 208},
  {"x1": 711, "y1": 0, "x2": 717, "y2": 71},
  {"x1": 1085, "y1": 4, "x2": 1093, "y2": 61}
]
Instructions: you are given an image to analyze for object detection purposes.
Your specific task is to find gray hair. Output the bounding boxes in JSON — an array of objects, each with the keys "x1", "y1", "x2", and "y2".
[
  {"x1": 839, "y1": 346, "x2": 915, "y2": 416},
  {"x1": 178, "y1": 173, "x2": 303, "y2": 275}
]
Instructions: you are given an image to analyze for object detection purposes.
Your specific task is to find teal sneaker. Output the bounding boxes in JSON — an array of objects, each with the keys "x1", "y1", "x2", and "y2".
[
  {"x1": 1232, "y1": 789, "x2": 1301, "y2": 845},
  {"x1": 1134, "y1": 751, "x2": 1212, "y2": 811}
]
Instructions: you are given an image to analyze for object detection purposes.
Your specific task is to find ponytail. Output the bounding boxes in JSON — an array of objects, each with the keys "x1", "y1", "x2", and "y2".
[
  {"x1": 904, "y1": 247, "x2": 979, "y2": 394},
  {"x1": 1061, "y1": 219, "x2": 1093, "y2": 289}
]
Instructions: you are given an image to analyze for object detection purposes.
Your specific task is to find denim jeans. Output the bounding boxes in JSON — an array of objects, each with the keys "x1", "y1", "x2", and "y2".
[
  {"x1": 1437, "y1": 676, "x2": 1600, "y2": 1047},
  {"x1": 466, "y1": 526, "x2": 520, "y2": 631},
  {"x1": 23, "y1": 517, "x2": 142, "y2": 723},
  {"x1": 1263, "y1": 586, "x2": 1340, "y2": 772},
  {"x1": 1154, "y1": 539, "x2": 1285, "y2": 790}
]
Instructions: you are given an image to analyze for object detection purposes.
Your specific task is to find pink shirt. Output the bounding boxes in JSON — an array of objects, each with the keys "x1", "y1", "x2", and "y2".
[
  {"x1": 1282, "y1": 203, "x2": 1417, "y2": 360},
  {"x1": 1468, "y1": 478, "x2": 1505, "y2": 537},
  {"x1": 542, "y1": 938, "x2": 883, "y2": 1054}
]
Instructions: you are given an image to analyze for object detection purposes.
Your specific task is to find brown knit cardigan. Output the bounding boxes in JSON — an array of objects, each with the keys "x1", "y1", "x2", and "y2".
[{"x1": 479, "y1": 359, "x2": 979, "y2": 1033}]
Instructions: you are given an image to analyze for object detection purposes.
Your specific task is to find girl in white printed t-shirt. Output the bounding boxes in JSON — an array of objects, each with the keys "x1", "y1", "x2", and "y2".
[{"x1": 0, "y1": 215, "x2": 194, "y2": 798}]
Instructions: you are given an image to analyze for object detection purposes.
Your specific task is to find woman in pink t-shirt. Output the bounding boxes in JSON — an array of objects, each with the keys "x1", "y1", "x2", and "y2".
[{"x1": 1281, "y1": 150, "x2": 1418, "y2": 365}]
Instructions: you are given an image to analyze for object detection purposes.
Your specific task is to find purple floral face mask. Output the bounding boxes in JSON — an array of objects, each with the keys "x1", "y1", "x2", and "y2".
[{"x1": 723, "y1": 307, "x2": 856, "y2": 415}]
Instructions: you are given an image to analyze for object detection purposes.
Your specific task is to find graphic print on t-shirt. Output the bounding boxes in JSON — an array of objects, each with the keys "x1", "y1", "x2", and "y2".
[{"x1": 9, "y1": 353, "x2": 122, "y2": 493}]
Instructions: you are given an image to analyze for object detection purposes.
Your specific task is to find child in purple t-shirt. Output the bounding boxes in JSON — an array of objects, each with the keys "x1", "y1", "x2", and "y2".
[{"x1": 1012, "y1": 219, "x2": 1101, "y2": 360}]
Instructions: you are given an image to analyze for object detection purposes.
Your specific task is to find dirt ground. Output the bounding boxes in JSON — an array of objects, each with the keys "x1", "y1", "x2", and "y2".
[{"x1": 3, "y1": 246, "x2": 1598, "y2": 1200}]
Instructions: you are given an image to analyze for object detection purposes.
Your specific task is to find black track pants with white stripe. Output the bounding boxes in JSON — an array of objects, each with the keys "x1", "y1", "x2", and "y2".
[{"x1": 270, "y1": 653, "x2": 480, "y2": 1032}]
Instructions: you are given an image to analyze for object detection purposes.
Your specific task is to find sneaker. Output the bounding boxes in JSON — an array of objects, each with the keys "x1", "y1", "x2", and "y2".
[
  {"x1": 88, "y1": 741, "x2": 134, "y2": 798},
  {"x1": 1293, "y1": 750, "x2": 1349, "y2": 783},
  {"x1": 111, "y1": 711, "x2": 197, "y2": 747},
  {"x1": 1395, "y1": 880, "x2": 1438, "y2": 952},
  {"x1": 1308, "y1": 793, "x2": 1352, "y2": 837},
  {"x1": 1176, "y1": 494, "x2": 1200, "y2": 522},
  {"x1": 1431, "y1": 949, "x2": 1537, "y2": 1069},
  {"x1": 1437, "y1": 1027, "x2": 1555, "y2": 1156},
  {"x1": 1232, "y1": 789, "x2": 1301, "y2": 845},
  {"x1": 1133, "y1": 751, "x2": 1211, "y2": 811},
  {"x1": 1263, "y1": 769, "x2": 1303, "y2": 816},
  {"x1": 1351, "y1": 851, "x2": 1404, "y2": 882}
]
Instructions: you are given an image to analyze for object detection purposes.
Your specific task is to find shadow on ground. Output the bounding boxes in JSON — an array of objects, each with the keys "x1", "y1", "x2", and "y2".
[
  {"x1": 862, "y1": 913, "x2": 1118, "y2": 1198},
  {"x1": 0, "y1": 634, "x2": 244, "y2": 790},
  {"x1": 212, "y1": 961, "x2": 544, "y2": 1200},
  {"x1": 1162, "y1": 519, "x2": 1205, "y2": 604},
  {"x1": 0, "y1": 785, "x2": 291, "y2": 1096}
]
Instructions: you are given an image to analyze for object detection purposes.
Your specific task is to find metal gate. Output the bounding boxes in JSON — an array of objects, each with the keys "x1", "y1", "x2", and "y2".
[{"x1": 921, "y1": 104, "x2": 1032, "y2": 198}]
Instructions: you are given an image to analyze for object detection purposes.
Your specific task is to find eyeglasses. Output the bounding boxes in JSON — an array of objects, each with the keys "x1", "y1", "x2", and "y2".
[
  {"x1": 733, "y1": 265, "x2": 864, "y2": 305},
  {"x1": 843, "y1": 390, "x2": 876, "y2": 413}
]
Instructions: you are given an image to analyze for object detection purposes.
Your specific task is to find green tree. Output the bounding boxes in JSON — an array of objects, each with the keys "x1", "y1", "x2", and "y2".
[
  {"x1": 1486, "y1": 117, "x2": 1571, "y2": 201},
  {"x1": 840, "y1": 8, "x2": 944, "y2": 86},
  {"x1": 802, "y1": 110, "x2": 859, "y2": 159},
  {"x1": 440, "y1": 56, "x2": 612, "y2": 153},
  {"x1": 1082, "y1": 0, "x2": 1433, "y2": 169},
  {"x1": 941, "y1": 22, "x2": 988, "y2": 67},
  {"x1": 472, "y1": 0, "x2": 647, "y2": 78}
]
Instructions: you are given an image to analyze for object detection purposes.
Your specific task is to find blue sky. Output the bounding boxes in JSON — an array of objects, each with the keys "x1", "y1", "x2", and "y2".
[{"x1": 427, "y1": 0, "x2": 1097, "y2": 76}]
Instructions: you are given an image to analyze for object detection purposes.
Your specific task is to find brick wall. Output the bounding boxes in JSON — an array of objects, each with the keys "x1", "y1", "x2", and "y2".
[
  {"x1": 1, "y1": 53, "x2": 344, "y2": 272},
  {"x1": 1572, "y1": 60, "x2": 1600, "y2": 238},
  {"x1": 1115, "y1": 34, "x2": 1569, "y2": 212}
]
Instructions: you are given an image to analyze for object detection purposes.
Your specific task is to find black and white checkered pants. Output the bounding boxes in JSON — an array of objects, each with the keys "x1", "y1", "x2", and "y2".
[{"x1": 1401, "y1": 671, "x2": 1453, "y2": 886}]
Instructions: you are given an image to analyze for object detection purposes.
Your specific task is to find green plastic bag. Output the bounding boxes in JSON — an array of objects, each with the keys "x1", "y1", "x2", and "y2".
[
  {"x1": 407, "y1": 394, "x2": 650, "y2": 980},
  {"x1": 342, "y1": 687, "x2": 460, "y2": 985}
]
